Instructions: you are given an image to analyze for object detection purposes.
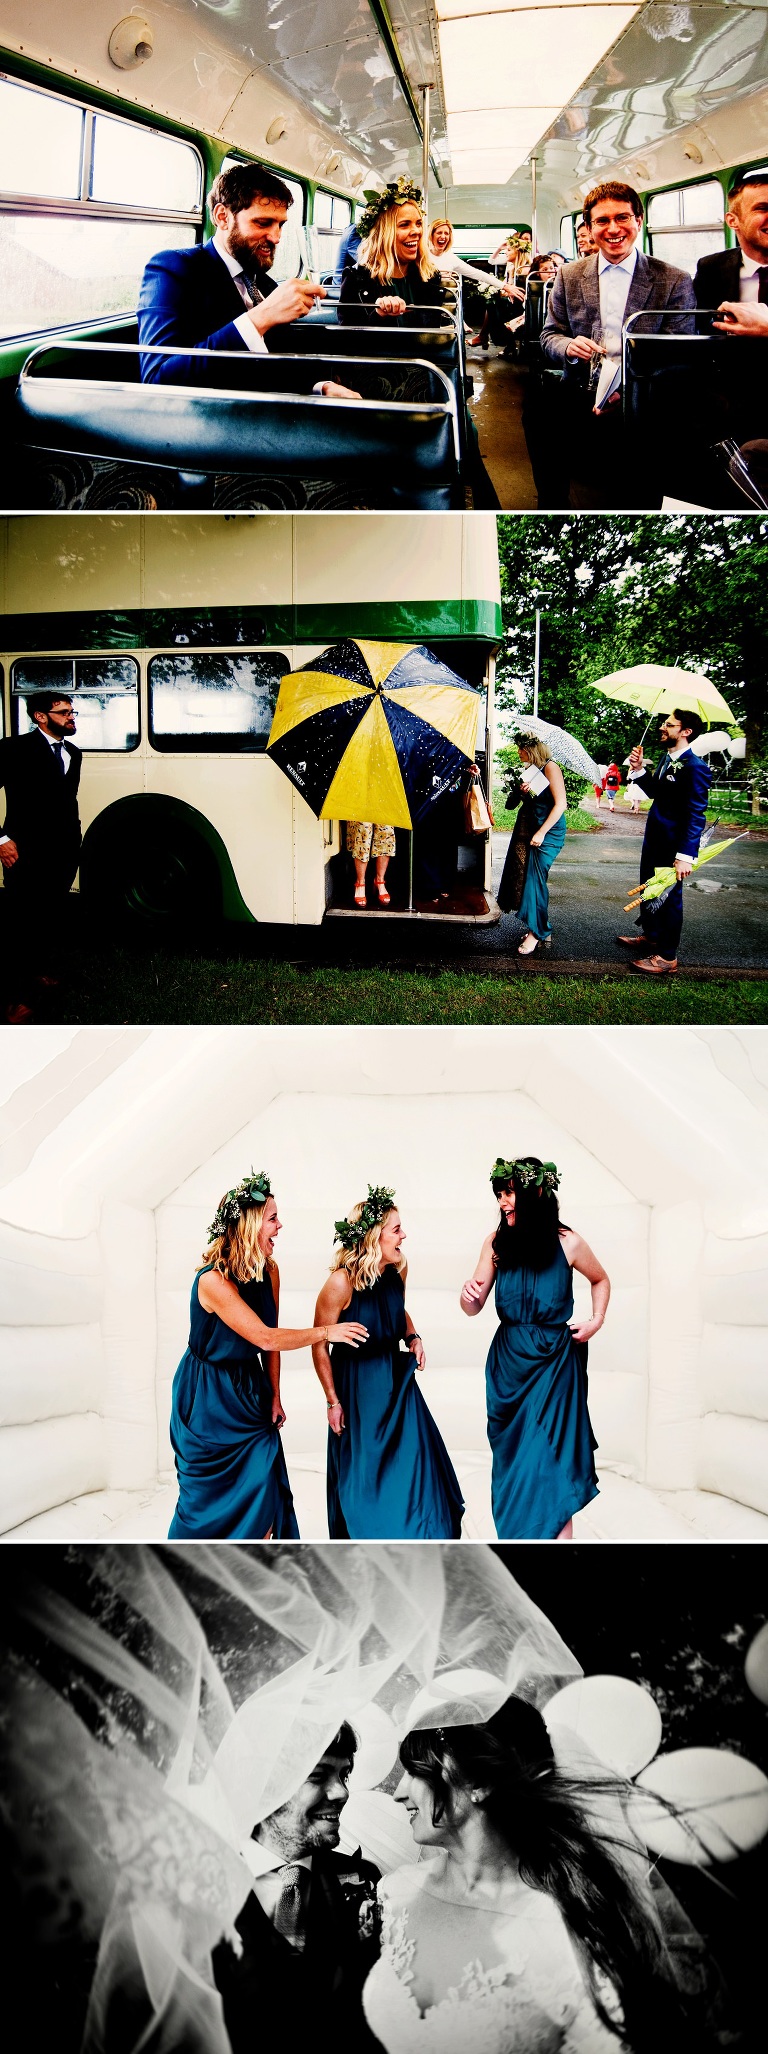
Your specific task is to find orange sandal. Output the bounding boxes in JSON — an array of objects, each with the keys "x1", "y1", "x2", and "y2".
[
  {"x1": 374, "y1": 879, "x2": 391, "y2": 904},
  {"x1": 354, "y1": 884, "x2": 367, "y2": 907}
]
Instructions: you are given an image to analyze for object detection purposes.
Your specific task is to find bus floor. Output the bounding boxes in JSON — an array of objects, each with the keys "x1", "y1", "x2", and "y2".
[
  {"x1": 326, "y1": 881, "x2": 499, "y2": 923},
  {"x1": 466, "y1": 345, "x2": 538, "y2": 510}
]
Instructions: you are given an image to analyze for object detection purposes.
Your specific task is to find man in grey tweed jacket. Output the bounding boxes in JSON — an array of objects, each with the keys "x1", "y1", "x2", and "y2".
[{"x1": 541, "y1": 181, "x2": 695, "y2": 503}]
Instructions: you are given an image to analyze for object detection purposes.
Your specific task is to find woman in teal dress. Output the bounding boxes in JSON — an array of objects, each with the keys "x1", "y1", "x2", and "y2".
[
  {"x1": 499, "y1": 737, "x2": 567, "y2": 957},
  {"x1": 313, "y1": 1184, "x2": 464, "y2": 1539},
  {"x1": 461, "y1": 1156, "x2": 609, "y2": 1539},
  {"x1": 168, "y1": 1169, "x2": 367, "y2": 1540}
]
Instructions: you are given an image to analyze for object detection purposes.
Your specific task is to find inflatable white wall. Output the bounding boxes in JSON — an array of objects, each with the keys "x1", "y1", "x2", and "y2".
[{"x1": 1, "y1": 1026, "x2": 766, "y2": 1539}]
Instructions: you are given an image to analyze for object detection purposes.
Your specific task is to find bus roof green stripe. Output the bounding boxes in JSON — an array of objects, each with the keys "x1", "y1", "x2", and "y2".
[{"x1": 1, "y1": 600, "x2": 502, "y2": 652}]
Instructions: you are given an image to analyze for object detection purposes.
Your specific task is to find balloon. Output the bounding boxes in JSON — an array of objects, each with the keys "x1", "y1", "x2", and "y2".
[
  {"x1": 404, "y1": 1667, "x2": 512, "y2": 1730},
  {"x1": 544, "y1": 1675, "x2": 662, "y2": 1777},
  {"x1": 633, "y1": 1748, "x2": 768, "y2": 1864},
  {"x1": 745, "y1": 1621, "x2": 768, "y2": 1706},
  {"x1": 347, "y1": 1702, "x2": 400, "y2": 1792},
  {"x1": 340, "y1": 1787, "x2": 417, "y2": 1875}
]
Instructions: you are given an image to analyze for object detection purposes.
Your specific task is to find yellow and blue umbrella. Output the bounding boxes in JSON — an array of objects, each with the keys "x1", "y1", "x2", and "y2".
[{"x1": 267, "y1": 639, "x2": 481, "y2": 829}]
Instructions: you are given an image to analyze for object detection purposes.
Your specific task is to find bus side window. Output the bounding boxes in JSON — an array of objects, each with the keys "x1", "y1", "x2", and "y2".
[
  {"x1": 311, "y1": 191, "x2": 352, "y2": 278},
  {"x1": 646, "y1": 179, "x2": 725, "y2": 273},
  {"x1": 12, "y1": 657, "x2": 140, "y2": 750},
  {"x1": 148, "y1": 652, "x2": 289, "y2": 750},
  {"x1": 0, "y1": 78, "x2": 202, "y2": 342}
]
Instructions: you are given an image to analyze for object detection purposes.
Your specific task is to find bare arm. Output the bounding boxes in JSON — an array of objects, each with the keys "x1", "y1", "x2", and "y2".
[
  {"x1": 561, "y1": 1230, "x2": 611, "y2": 1343},
  {"x1": 264, "y1": 1264, "x2": 285, "y2": 1428},
  {"x1": 402, "y1": 1270, "x2": 426, "y2": 1370},
  {"x1": 312, "y1": 1270, "x2": 354, "y2": 1435},
  {"x1": 530, "y1": 761, "x2": 567, "y2": 847},
  {"x1": 460, "y1": 1232, "x2": 497, "y2": 1316},
  {"x1": 197, "y1": 1267, "x2": 367, "y2": 1355}
]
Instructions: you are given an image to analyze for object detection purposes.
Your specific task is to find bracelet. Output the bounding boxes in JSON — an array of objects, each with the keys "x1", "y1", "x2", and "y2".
[
  {"x1": 407, "y1": 1332, "x2": 421, "y2": 1346},
  {"x1": 326, "y1": 1398, "x2": 340, "y2": 1410}
]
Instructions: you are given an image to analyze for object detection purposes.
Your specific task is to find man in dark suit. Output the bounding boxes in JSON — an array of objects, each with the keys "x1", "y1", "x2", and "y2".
[
  {"x1": 616, "y1": 709, "x2": 712, "y2": 975},
  {"x1": 138, "y1": 160, "x2": 327, "y2": 384},
  {"x1": 541, "y1": 181, "x2": 695, "y2": 504},
  {"x1": 212, "y1": 1722, "x2": 383, "y2": 2053},
  {"x1": 694, "y1": 171, "x2": 768, "y2": 317},
  {"x1": 0, "y1": 690, "x2": 82, "y2": 1023}
]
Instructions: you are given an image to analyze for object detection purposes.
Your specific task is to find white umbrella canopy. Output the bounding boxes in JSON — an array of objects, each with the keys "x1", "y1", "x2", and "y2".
[
  {"x1": 586, "y1": 663, "x2": 736, "y2": 726},
  {"x1": 504, "y1": 712, "x2": 602, "y2": 781}
]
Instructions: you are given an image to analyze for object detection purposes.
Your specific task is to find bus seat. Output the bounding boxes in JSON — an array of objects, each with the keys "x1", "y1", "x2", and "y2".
[
  {"x1": 623, "y1": 319, "x2": 765, "y2": 500},
  {"x1": 15, "y1": 340, "x2": 461, "y2": 510},
  {"x1": 272, "y1": 308, "x2": 467, "y2": 450}
]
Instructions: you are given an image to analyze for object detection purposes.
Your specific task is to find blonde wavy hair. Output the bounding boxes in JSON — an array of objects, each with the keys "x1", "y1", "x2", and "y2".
[
  {"x1": 198, "y1": 1200, "x2": 274, "y2": 1284},
  {"x1": 428, "y1": 218, "x2": 454, "y2": 250},
  {"x1": 359, "y1": 204, "x2": 436, "y2": 287},
  {"x1": 517, "y1": 735, "x2": 552, "y2": 768},
  {"x1": 330, "y1": 1205, "x2": 407, "y2": 1292}
]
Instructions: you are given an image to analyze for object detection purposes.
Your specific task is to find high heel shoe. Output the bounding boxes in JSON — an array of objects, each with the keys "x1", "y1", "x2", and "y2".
[
  {"x1": 517, "y1": 931, "x2": 551, "y2": 956},
  {"x1": 354, "y1": 884, "x2": 367, "y2": 907},
  {"x1": 374, "y1": 878, "x2": 391, "y2": 905}
]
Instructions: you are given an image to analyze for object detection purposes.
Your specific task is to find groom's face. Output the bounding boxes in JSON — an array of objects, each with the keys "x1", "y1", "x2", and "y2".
[{"x1": 260, "y1": 1744, "x2": 354, "y2": 1859}]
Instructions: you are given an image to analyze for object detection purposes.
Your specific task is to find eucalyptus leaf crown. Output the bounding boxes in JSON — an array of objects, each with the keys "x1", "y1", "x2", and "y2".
[
  {"x1": 334, "y1": 1183, "x2": 397, "y2": 1249},
  {"x1": 357, "y1": 177, "x2": 424, "y2": 240},
  {"x1": 208, "y1": 1169, "x2": 272, "y2": 1242},
  {"x1": 490, "y1": 1157, "x2": 560, "y2": 1196}
]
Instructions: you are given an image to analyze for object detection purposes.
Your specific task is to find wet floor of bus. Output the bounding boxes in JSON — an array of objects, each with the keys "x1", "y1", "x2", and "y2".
[{"x1": 467, "y1": 347, "x2": 538, "y2": 511}]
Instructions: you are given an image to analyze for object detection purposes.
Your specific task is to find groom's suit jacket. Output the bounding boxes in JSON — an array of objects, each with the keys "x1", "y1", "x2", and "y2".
[
  {"x1": 633, "y1": 748, "x2": 712, "y2": 875},
  {"x1": 137, "y1": 239, "x2": 279, "y2": 384},
  {"x1": 541, "y1": 251, "x2": 695, "y2": 379},
  {"x1": 212, "y1": 1845, "x2": 384, "y2": 2054}
]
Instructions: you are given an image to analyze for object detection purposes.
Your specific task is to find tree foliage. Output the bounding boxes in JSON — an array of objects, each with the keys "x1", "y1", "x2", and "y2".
[{"x1": 496, "y1": 515, "x2": 768, "y2": 767}]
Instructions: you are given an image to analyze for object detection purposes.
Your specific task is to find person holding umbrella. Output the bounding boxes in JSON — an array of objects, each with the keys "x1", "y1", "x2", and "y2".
[{"x1": 617, "y1": 709, "x2": 712, "y2": 974}]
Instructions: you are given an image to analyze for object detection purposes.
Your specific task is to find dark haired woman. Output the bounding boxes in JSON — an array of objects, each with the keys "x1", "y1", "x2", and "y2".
[
  {"x1": 460, "y1": 1156, "x2": 606, "y2": 1538},
  {"x1": 312, "y1": 1185, "x2": 464, "y2": 1539},
  {"x1": 363, "y1": 1695, "x2": 714, "y2": 2053},
  {"x1": 168, "y1": 1170, "x2": 367, "y2": 1540}
]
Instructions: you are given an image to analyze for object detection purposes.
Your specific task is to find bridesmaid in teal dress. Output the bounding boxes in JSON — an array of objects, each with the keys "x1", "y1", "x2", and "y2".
[
  {"x1": 313, "y1": 1185, "x2": 464, "y2": 1539},
  {"x1": 461, "y1": 1156, "x2": 609, "y2": 1539},
  {"x1": 168, "y1": 1169, "x2": 367, "y2": 1539},
  {"x1": 514, "y1": 738, "x2": 567, "y2": 958}
]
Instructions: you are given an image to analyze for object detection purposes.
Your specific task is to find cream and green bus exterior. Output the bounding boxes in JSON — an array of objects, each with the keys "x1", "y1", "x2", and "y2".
[{"x1": 0, "y1": 513, "x2": 502, "y2": 927}]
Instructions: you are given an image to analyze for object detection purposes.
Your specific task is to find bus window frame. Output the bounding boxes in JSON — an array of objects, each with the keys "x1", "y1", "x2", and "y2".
[
  {"x1": 0, "y1": 72, "x2": 204, "y2": 228},
  {"x1": 9, "y1": 653, "x2": 142, "y2": 754}
]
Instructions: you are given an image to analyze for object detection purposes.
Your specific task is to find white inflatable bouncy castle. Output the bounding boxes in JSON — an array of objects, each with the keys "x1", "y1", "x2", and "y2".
[{"x1": 1, "y1": 1025, "x2": 766, "y2": 1539}]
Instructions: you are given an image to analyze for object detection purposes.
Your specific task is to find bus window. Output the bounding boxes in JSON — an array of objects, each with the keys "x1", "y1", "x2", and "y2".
[
  {"x1": 312, "y1": 190, "x2": 352, "y2": 277},
  {"x1": 12, "y1": 658, "x2": 140, "y2": 750},
  {"x1": 148, "y1": 651, "x2": 289, "y2": 751},
  {"x1": 90, "y1": 116, "x2": 202, "y2": 213},
  {"x1": 559, "y1": 215, "x2": 576, "y2": 259},
  {"x1": 646, "y1": 178, "x2": 724, "y2": 272},
  {"x1": 219, "y1": 160, "x2": 305, "y2": 282},
  {"x1": 0, "y1": 79, "x2": 202, "y2": 341}
]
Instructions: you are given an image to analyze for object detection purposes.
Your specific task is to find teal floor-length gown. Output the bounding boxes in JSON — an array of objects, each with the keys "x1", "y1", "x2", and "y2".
[
  {"x1": 327, "y1": 1267, "x2": 464, "y2": 1539},
  {"x1": 169, "y1": 1265, "x2": 299, "y2": 1539},
  {"x1": 485, "y1": 1237, "x2": 599, "y2": 1538},
  {"x1": 517, "y1": 790, "x2": 566, "y2": 940}
]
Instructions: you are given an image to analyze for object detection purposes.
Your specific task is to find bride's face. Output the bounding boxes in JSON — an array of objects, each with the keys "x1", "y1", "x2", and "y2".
[
  {"x1": 258, "y1": 1195, "x2": 281, "y2": 1258},
  {"x1": 395, "y1": 1769, "x2": 451, "y2": 1847}
]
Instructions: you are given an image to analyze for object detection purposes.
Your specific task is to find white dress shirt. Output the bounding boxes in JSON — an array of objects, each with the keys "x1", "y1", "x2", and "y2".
[
  {"x1": 738, "y1": 253, "x2": 764, "y2": 303},
  {"x1": 597, "y1": 244, "x2": 639, "y2": 355},
  {"x1": 212, "y1": 229, "x2": 269, "y2": 355},
  {"x1": 432, "y1": 249, "x2": 500, "y2": 290}
]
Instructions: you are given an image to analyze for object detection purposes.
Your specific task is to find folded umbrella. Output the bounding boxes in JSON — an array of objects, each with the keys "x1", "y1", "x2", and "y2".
[
  {"x1": 623, "y1": 829, "x2": 748, "y2": 913},
  {"x1": 267, "y1": 639, "x2": 481, "y2": 829}
]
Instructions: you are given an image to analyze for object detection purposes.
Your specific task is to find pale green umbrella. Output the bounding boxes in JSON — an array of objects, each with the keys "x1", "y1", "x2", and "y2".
[{"x1": 586, "y1": 663, "x2": 736, "y2": 745}]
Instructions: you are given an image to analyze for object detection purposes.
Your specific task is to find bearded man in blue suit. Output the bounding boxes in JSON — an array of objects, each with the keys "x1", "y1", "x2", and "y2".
[
  {"x1": 617, "y1": 709, "x2": 712, "y2": 974},
  {"x1": 138, "y1": 160, "x2": 325, "y2": 383}
]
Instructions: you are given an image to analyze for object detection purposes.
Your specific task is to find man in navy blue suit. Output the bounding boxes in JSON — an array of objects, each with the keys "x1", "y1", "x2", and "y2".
[
  {"x1": 138, "y1": 160, "x2": 327, "y2": 383},
  {"x1": 616, "y1": 709, "x2": 712, "y2": 974}
]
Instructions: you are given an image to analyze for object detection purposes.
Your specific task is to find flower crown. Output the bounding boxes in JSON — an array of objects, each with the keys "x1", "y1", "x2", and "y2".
[
  {"x1": 333, "y1": 1184, "x2": 397, "y2": 1249},
  {"x1": 208, "y1": 1169, "x2": 272, "y2": 1242},
  {"x1": 490, "y1": 1157, "x2": 560, "y2": 1196},
  {"x1": 357, "y1": 178, "x2": 424, "y2": 240}
]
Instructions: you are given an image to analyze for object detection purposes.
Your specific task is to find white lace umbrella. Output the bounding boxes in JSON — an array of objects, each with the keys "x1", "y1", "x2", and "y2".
[{"x1": 504, "y1": 713, "x2": 602, "y2": 782}]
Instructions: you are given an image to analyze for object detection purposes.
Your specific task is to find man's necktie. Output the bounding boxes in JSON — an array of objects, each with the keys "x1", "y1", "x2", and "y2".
[
  {"x1": 231, "y1": 273, "x2": 263, "y2": 311},
  {"x1": 757, "y1": 267, "x2": 768, "y2": 306},
  {"x1": 52, "y1": 742, "x2": 66, "y2": 776},
  {"x1": 273, "y1": 1864, "x2": 307, "y2": 1951},
  {"x1": 657, "y1": 753, "x2": 670, "y2": 780}
]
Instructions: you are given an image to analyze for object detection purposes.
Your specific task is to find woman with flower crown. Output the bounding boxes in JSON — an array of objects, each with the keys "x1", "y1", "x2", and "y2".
[
  {"x1": 168, "y1": 1170, "x2": 368, "y2": 1539},
  {"x1": 339, "y1": 180, "x2": 447, "y2": 321},
  {"x1": 312, "y1": 1185, "x2": 464, "y2": 1538},
  {"x1": 460, "y1": 1157, "x2": 607, "y2": 1539}
]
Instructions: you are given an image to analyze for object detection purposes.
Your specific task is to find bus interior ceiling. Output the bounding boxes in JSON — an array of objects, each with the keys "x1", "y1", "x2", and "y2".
[{"x1": 0, "y1": 1, "x2": 766, "y2": 509}]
